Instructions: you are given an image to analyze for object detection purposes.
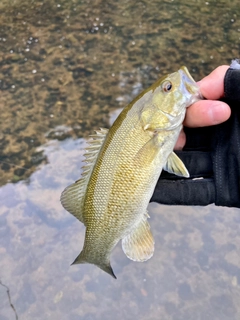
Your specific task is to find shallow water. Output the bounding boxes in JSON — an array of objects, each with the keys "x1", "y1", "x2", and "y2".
[{"x1": 1, "y1": 0, "x2": 240, "y2": 319}]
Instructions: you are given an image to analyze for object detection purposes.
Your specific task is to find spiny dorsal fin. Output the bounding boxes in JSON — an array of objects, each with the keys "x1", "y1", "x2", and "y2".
[
  {"x1": 60, "y1": 128, "x2": 109, "y2": 223},
  {"x1": 163, "y1": 151, "x2": 189, "y2": 177},
  {"x1": 122, "y1": 212, "x2": 154, "y2": 262}
]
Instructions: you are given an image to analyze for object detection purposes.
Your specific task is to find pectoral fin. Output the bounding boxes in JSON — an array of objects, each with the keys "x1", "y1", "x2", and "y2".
[
  {"x1": 133, "y1": 136, "x2": 159, "y2": 167},
  {"x1": 164, "y1": 152, "x2": 189, "y2": 177},
  {"x1": 122, "y1": 213, "x2": 154, "y2": 262}
]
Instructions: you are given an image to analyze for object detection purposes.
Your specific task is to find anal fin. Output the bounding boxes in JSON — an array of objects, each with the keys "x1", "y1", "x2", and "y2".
[{"x1": 122, "y1": 213, "x2": 154, "y2": 262}]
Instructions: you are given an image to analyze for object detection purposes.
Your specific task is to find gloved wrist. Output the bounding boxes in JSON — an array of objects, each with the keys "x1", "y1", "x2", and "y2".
[{"x1": 224, "y1": 62, "x2": 240, "y2": 101}]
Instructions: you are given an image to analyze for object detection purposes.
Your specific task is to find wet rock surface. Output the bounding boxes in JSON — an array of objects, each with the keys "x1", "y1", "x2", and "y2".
[{"x1": 0, "y1": 0, "x2": 239, "y2": 185}]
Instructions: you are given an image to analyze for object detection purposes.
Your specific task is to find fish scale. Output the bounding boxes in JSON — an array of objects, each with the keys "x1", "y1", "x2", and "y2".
[{"x1": 60, "y1": 66, "x2": 202, "y2": 278}]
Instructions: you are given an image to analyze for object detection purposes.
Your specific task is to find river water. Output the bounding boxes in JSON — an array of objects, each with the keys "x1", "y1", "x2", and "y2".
[{"x1": 0, "y1": 0, "x2": 240, "y2": 319}]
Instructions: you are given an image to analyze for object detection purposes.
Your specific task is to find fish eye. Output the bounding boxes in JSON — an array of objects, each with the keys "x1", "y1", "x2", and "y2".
[{"x1": 162, "y1": 81, "x2": 172, "y2": 93}]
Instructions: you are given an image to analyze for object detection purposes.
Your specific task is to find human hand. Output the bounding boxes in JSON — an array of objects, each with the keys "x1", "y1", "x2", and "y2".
[
  {"x1": 175, "y1": 65, "x2": 231, "y2": 150},
  {"x1": 152, "y1": 62, "x2": 240, "y2": 208}
]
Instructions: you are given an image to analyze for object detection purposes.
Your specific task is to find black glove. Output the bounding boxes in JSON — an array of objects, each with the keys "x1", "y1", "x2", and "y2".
[{"x1": 151, "y1": 65, "x2": 240, "y2": 208}]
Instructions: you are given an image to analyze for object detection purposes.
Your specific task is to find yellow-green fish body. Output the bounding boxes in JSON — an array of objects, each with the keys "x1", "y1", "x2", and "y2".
[{"x1": 61, "y1": 66, "x2": 201, "y2": 278}]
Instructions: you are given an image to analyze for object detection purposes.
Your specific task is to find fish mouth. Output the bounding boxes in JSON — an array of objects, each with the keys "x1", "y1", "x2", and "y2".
[
  {"x1": 179, "y1": 66, "x2": 196, "y2": 83},
  {"x1": 179, "y1": 66, "x2": 203, "y2": 103}
]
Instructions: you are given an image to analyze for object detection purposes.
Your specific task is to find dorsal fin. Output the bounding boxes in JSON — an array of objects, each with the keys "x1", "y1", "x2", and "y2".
[{"x1": 60, "y1": 128, "x2": 109, "y2": 223}]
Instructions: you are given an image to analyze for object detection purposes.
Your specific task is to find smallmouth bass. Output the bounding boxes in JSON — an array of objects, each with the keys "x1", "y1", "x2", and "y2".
[{"x1": 61, "y1": 66, "x2": 201, "y2": 278}]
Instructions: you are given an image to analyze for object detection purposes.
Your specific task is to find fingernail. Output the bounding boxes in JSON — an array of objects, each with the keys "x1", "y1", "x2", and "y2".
[{"x1": 208, "y1": 102, "x2": 231, "y2": 124}]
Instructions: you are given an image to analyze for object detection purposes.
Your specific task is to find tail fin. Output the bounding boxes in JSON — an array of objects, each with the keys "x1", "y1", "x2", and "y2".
[{"x1": 71, "y1": 251, "x2": 117, "y2": 279}]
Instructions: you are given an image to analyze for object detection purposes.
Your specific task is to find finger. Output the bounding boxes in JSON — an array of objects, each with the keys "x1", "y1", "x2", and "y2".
[
  {"x1": 174, "y1": 129, "x2": 186, "y2": 150},
  {"x1": 198, "y1": 65, "x2": 229, "y2": 99},
  {"x1": 184, "y1": 100, "x2": 231, "y2": 127}
]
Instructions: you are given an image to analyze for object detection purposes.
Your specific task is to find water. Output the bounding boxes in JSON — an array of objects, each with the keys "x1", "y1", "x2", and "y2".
[{"x1": 1, "y1": 0, "x2": 240, "y2": 319}]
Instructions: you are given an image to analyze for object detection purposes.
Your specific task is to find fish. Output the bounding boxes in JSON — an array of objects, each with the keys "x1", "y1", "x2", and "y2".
[{"x1": 60, "y1": 66, "x2": 201, "y2": 279}]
